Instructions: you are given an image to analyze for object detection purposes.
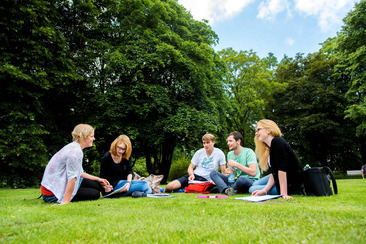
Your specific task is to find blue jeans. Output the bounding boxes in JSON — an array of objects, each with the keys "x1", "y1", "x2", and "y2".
[
  {"x1": 113, "y1": 180, "x2": 152, "y2": 197},
  {"x1": 210, "y1": 171, "x2": 254, "y2": 193},
  {"x1": 248, "y1": 174, "x2": 278, "y2": 195}
]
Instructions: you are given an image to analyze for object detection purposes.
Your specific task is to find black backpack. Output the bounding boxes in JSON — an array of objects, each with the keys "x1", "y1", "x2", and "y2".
[{"x1": 303, "y1": 166, "x2": 338, "y2": 196}]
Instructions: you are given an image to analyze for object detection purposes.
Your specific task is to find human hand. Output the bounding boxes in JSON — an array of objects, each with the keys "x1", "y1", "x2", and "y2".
[
  {"x1": 188, "y1": 174, "x2": 195, "y2": 181},
  {"x1": 251, "y1": 189, "x2": 266, "y2": 196},
  {"x1": 98, "y1": 178, "x2": 110, "y2": 186},
  {"x1": 104, "y1": 184, "x2": 113, "y2": 193},
  {"x1": 121, "y1": 183, "x2": 130, "y2": 193},
  {"x1": 281, "y1": 194, "x2": 293, "y2": 199},
  {"x1": 224, "y1": 168, "x2": 232, "y2": 176},
  {"x1": 227, "y1": 160, "x2": 237, "y2": 168}
]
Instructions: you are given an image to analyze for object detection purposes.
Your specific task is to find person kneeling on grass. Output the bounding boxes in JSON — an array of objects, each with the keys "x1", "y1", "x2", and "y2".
[
  {"x1": 249, "y1": 119, "x2": 304, "y2": 199},
  {"x1": 210, "y1": 131, "x2": 260, "y2": 196},
  {"x1": 99, "y1": 135, "x2": 152, "y2": 197},
  {"x1": 164, "y1": 133, "x2": 226, "y2": 193},
  {"x1": 40, "y1": 124, "x2": 111, "y2": 204}
]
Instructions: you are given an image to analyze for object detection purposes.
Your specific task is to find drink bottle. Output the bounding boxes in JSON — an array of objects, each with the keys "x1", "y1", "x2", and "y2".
[{"x1": 228, "y1": 166, "x2": 235, "y2": 183}]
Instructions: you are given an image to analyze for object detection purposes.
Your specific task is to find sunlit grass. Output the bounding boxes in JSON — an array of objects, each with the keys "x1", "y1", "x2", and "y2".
[{"x1": 1, "y1": 179, "x2": 365, "y2": 243}]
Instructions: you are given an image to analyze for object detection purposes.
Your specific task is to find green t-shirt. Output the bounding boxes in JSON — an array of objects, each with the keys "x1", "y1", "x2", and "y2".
[{"x1": 227, "y1": 147, "x2": 259, "y2": 181}]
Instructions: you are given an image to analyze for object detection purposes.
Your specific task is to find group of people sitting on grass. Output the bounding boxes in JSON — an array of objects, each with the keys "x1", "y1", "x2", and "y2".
[{"x1": 40, "y1": 119, "x2": 304, "y2": 204}]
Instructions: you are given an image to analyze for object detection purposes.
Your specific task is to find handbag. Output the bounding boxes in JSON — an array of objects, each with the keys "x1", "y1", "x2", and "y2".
[
  {"x1": 184, "y1": 181, "x2": 214, "y2": 193},
  {"x1": 304, "y1": 166, "x2": 338, "y2": 196}
]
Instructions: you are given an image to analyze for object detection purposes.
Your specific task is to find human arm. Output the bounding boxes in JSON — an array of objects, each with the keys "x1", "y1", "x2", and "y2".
[
  {"x1": 188, "y1": 163, "x2": 196, "y2": 181},
  {"x1": 278, "y1": 170, "x2": 292, "y2": 199},
  {"x1": 61, "y1": 178, "x2": 76, "y2": 204},
  {"x1": 220, "y1": 164, "x2": 227, "y2": 175},
  {"x1": 119, "y1": 173, "x2": 133, "y2": 193},
  {"x1": 81, "y1": 172, "x2": 110, "y2": 186},
  {"x1": 252, "y1": 174, "x2": 275, "y2": 196},
  {"x1": 227, "y1": 160, "x2": 257, "y2": 177}
]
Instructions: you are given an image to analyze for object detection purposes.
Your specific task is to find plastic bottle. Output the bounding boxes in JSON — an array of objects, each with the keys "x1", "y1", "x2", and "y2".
[{"x1": 228, "y1": 166, "x2": 235, "y2": 183}]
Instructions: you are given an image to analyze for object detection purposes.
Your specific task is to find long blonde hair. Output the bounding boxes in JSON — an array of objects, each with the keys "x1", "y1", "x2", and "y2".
[{"x1": 254, "y1": 119, "x2": 282, "y2": 171}]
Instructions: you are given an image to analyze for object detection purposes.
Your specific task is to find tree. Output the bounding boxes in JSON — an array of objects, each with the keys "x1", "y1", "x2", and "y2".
[
  {"x1": 334, "y1": 0, "x2": 366, "y2": 164},
  {"x1": 270, "y1": 52, "x2": 360, "y2": 171},
  {"x1": 80, "y1": 0, "x2": 229, "y2": 181},
  {"x1": 0, "y1": 0, "x2": 77, "y2": 187},
  {"x1": 218, "y1": 48, "x2": 284, "y2": 147}
]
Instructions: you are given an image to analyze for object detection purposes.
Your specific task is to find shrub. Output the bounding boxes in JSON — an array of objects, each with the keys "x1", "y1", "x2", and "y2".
[
  {"x1": 167, "y1": 157, "x2": 190, "y2": 182},
  {"x1": 133, "y1": 157, "x2": 149, "y2": 177}
]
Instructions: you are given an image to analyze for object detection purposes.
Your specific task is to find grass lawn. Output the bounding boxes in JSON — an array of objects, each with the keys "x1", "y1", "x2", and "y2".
[{"x1": 1, "y1": 179, "x2": 365, "y2": 243}]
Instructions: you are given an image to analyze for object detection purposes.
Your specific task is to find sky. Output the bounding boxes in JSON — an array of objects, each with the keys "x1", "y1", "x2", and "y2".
[{"x1": 177, "y1": 0, "x2": 361, "y2": 59}]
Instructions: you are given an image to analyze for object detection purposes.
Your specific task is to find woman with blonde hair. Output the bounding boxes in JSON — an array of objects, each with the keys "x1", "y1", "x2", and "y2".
[
  {"x1": 249, "y1": 119, "x2": 304, "y2": 199},
  {"x1": 100, "y1": 135, "x2": 151, "y2": 197},
  {"x1": 41, "y1": 124, "x2": 110, "y2": 204}
]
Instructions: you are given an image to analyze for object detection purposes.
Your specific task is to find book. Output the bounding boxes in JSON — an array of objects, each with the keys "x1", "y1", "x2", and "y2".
[
  {"x1": 146, "y1": 194, "x2": 175, "y2": 198},
  {"x1": 101, "y1": 184, "x2": 128, "y2": 198},
  {"x1": 235, "y1": 195, "x2": 283, "y2": 202}
]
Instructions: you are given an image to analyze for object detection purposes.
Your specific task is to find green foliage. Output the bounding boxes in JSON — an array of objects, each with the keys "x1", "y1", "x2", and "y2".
[
  {"x1": 1, "y1": 179, "x2": 366, "y2": 243},
  {"x1": 333, "y1": 0, "x2": 366, "y2": 163},
  {"x1": 218, "y1": 48, "x2": 284, "y2": 148},
  {"x1": 270, "y1": 52, "x2": 360, "y2": 170},
  {"x1": 167, "y1": 156, "x2": 191, "y2": 182},
  {"x1": 133, "y1": 157, "x2": 149, "y2": 177}
]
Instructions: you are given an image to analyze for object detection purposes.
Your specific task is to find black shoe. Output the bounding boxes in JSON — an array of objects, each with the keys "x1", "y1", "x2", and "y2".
[
  {"x1": 131, "y1": 191, "x2": 147, "y2": 198},
  {"x1": 209, "y1": 186, "x2": 219, "y2": 193}
]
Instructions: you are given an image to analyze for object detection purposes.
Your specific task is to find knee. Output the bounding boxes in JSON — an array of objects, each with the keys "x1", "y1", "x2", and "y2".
[{"x1": 210, "y1": 171, "x2": 218, "y2": 178}]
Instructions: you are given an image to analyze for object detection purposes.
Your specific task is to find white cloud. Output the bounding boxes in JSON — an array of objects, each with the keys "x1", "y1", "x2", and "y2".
[
  {"x1": 294, "y1": 0, "x2": 357, "y2": 31},
  {"x1": 178, "y1": 0, "x2": 359, "y2": 31},
  {"x1": 257, "y1": 0, "x2": 290, "y2": 20},
  {"x1": 178, "y1": 0, "x2": 255, "y2": 25},
  {"x1": 286, "y1": 38, "x2": 295, "y2": 46}
]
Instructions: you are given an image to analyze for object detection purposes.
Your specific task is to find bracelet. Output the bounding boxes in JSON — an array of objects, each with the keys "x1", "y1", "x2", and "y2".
[{"x1": 127, "y1": 181, "x2": 131, "y2": 185}]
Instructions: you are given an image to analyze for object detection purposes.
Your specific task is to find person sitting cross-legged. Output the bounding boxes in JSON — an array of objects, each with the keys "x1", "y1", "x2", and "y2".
[{"x1": 164, "y1": 133, "x2": 226, "y2": 193}]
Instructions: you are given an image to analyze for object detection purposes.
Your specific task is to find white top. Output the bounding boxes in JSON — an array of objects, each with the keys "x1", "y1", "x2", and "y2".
[
  {"x1": 192, "y1": 147, "x2": 226, "y2": 181},
  {"x1": 41, "y1": 141, "x2": 84, "y2": 203}
]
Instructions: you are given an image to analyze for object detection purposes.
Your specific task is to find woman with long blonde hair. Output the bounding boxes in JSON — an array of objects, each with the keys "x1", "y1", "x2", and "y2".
[{"x1": 250, "y1": 120, "x2": 304, "y2": 199}]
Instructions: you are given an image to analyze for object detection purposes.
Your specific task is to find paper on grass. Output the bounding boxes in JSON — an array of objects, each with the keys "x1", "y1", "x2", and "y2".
[
  {"x1": 147, "y1": 194, "x2": 175, "y2": 198},
  {"x1": 101, "y1": 184, "x2": 128, "y2": 198},
  {"x1": 235, "y1": 195, "x2": 283, "y2": 202}
]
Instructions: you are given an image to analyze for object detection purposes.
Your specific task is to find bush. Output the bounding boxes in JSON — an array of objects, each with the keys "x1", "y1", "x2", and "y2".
[
  {"x1": 133, "y1": 157, "x2": 149, "y2": 177},
  {"x1": 167, "y1": 157, "x2": 190, "y2": 182}
]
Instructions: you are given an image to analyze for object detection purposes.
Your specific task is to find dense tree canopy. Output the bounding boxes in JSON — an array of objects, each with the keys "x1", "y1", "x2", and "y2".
[
  {"x1": 0, "y1": 0, "x2": 365, "y2": 187},
  {"x1": 270, "y1": 52, "x2": 360, "y2": 170},
  {"x1": 218, "y1": 48, "x2": 283, "y2": 148},
  {"x1": 334, "y1": 0, "x2": 366, "y2": 164},
  {"x1": 0, "y1": 0, "x2": 228, "y2": 186}
]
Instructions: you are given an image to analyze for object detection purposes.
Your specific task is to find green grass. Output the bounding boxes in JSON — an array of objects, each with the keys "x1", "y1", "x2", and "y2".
[{"x1": 1, "y1": 179, "x2": 365, "y2": 243}]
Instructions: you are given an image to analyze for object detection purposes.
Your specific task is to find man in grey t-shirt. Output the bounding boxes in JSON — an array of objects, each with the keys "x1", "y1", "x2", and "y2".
[{"x1": 164, "y1": 133, "x2": 226, "y2": 193}]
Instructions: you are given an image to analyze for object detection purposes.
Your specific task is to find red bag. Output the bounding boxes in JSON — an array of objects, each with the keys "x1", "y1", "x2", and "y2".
[{"x1": 184, "y1": 181, "x2": 214, "y2": 194}]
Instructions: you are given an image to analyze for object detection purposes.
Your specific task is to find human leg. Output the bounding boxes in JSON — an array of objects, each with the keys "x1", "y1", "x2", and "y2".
[
  {"x1": 210, "y1": 171, "x2": 230, "y2": 193},
  {"x1": 118, "y1": 180, "x2": 152, "y2": 197},
  {"x1": 164, "y1": 174, "x2": 189, "y2": 193},
  {"x1": 232, "y1": 176, "x2": 254, "y2": 193},
  {"x1": 72, "y1": 178, "x2": 103, "y2": 202},
  {"x1": 248, "y1": 175, "x2": 278, "y2": 195}
]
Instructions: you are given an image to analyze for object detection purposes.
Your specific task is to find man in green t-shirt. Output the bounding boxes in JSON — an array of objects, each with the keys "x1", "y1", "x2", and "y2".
[{"x1": 210, "y1": 131, "x2": 259, "y2": 195}]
